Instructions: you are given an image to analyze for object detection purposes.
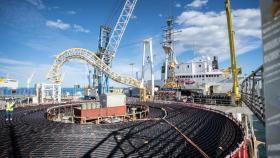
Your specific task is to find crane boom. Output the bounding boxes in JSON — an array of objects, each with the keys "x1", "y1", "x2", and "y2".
[
  {"x1": 225, "y1": 0, "x2": 240, "y2": 103},
  {"x1": 103, "y1": 0, "x2": 137, "y2": 65},
  {"x1": 27, "y1": 71, "x2": 36, "y2": 86}
]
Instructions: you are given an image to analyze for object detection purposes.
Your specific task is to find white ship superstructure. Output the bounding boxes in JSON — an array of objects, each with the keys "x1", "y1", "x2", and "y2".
[
  {"x1": 175, "y1": 56, "x2": 225, "y2": 83},
  {"x1": 162, "y1": 56, "x2": 232, "y2": 94}
]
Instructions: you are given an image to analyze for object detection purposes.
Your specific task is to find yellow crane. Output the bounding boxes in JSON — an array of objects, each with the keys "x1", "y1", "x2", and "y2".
[{"x1": 225, "y1": 0, "x2": 241, "y2": 104}]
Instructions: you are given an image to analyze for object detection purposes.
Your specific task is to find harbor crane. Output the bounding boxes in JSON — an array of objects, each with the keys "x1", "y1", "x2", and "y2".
[
  {"x1": 225, "y1": 0, "x2": 241, "y2": 104},
  {"x1": 97, "y1": 0, "x2": 138, "y2": 95},
  {"x1": 47, "y1": 1, "x2": 151, "y2": 101}
]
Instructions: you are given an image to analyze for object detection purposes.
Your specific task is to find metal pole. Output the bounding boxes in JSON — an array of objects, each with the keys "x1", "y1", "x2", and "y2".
[
  {"x1": 149, "y1": 39, "x2": 155, "y2": 98},
  {"x1": 98, "y1": 74, "x2": 103, "y2": 95},
  {"x1": 58, "y1": 84, "x2": 61, "y2": 103},
  {"x1": 142, "y1": 42, "x2": 146, "y2": 85},
  {"x1": 164, "y1": 54, "x2": 168, "y2": 84},
  {"x1": 105, "y1": 75, "x2": 109, "y2": 93},
  {"x1": 130, "y1": 63, "x2": 135, "y2": 77},
  {"x1": 52, "y1": 84, "x2": 55, "y2": 103},
  {"x1": 27, "y1": 83, "x2": 30, "y2": 104}
]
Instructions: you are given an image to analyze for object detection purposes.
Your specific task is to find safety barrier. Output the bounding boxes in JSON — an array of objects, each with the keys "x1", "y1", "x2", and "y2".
[
  {"x1": 240, "y1": 65, "x2": 265, "y2": 123},
  {"x1": 193, "y1": 95, "x2": 232, "y2": 105}
]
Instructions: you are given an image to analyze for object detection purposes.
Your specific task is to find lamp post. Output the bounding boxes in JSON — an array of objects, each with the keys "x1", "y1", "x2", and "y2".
[{"x1": 129, "y1": 63, "x2": 135, "y2": 77}]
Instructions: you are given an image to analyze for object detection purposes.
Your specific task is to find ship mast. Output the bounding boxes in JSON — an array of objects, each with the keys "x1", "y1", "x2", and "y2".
[{"x1": 162, "y1": 17, "x2": 179, "y2": 89}]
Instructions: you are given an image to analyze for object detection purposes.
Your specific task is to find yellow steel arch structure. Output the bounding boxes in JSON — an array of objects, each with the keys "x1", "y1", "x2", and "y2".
[{"x1": 46, "y1": 48, "x2": 146, "y2": 100}]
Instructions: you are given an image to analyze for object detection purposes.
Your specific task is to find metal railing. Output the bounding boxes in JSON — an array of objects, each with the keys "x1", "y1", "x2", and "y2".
[
  {"x1": 193, "y1": 95, "x2": 232, "y2": 105},
  {"x1": 240, "y1": 66, "x2": 265, "y2": 124}
]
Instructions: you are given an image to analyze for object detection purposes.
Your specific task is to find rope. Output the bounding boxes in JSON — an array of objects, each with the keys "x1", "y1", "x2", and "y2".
[{"x1": 160, "y1": 108, "x2": 210, "y2": 158}]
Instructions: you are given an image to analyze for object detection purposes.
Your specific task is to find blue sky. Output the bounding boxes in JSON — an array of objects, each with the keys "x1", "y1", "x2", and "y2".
[{"x1": 0, "y1": 0, "x2": 262, "y2": 87}]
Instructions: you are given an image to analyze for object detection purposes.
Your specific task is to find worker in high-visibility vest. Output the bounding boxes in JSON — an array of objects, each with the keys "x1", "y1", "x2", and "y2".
[{"x1": 5, "y1": 98, "x2": 15, "y2": 121}]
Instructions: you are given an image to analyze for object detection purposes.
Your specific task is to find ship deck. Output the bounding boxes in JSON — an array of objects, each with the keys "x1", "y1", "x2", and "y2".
[{"x1": 0, "y1": 103, "x2": 243, "y2": 158}]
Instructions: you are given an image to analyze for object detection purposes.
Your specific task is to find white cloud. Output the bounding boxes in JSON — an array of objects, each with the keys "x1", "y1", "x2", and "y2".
[
  {"x1": 0, "y1": 57, "x2": 33, "y2": 66},
  {"x1": 187, "y1": 0, "x2": 208, "y2": 9},
  {"x1": 131, "y1": 15, "x2": 137, "y2": 19},
  {"x1": 158, "y1": 13, "x2": 163, "y2": 17},
  {"x1": 67, "y1": 10, "x2": 76, "y2": 15},
  {"x1": 46, "y1": 19, "x2": 90, "y2": 33},
  {"x1": 175, "y1": 2, "x2": 181, "y2": 8},
  {"x1": 175, "y1": 9, "x2": 261, "y2": 61},
  {"x1": 73, "y1": 24, "x2": 90, "y2": 33},
  {"x1": 46, "y1": 19, "x2": 71, "y2": 30},
  {"x1": 0, "y1": 57, "x2": 90, "y2": 87},
  {"x1": 0, "y1": 58, "x2": 48, "y2": 86},
  {"x1": 26, "y1": 0, "x2": 45, "y2": 9}
]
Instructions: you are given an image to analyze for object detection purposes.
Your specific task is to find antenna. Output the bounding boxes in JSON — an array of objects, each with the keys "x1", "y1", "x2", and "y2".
[{"x1": 129, "y1": 62, "x2": 135, "y2": 77}]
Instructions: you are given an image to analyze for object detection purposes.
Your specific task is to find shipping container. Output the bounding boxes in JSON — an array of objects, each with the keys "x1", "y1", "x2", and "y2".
[
  {"x1": 74, "y1": 106, "x2": 126, "y2": 119},
  {"x1": 100, "y1": 93, "x2": 126, "y2": 107}
]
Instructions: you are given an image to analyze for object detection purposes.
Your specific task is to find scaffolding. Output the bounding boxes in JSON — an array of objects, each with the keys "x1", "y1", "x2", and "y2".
[{"x1": 35, "y1": 83, "x2": 61, "y2": 103}]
